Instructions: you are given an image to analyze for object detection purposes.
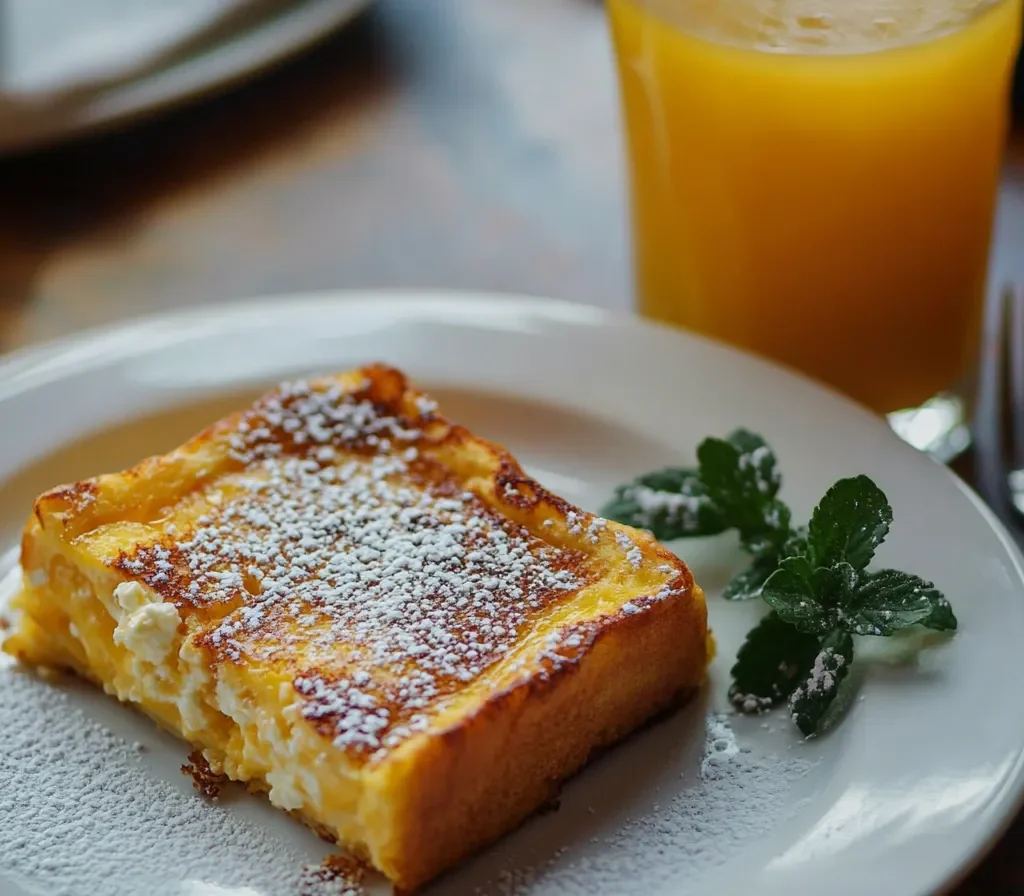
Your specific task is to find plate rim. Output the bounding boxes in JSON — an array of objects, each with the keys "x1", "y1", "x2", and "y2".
[
  {"x1": 0, "y1": 0, "x2": 375, "y2": 156},
  {"x1": 0, "y1": 288, "x2": 904, "y2": 418},
  {"x1": 1, "y1": 287, "x2": 1023, "y2": 896}
]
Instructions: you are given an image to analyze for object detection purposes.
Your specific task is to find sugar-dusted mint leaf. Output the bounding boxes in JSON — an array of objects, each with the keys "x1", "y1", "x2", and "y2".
[
  {"x1": 729, "y1": 612, "x2": 822, "y2": 712},
  {"x1": 602, "y1": 467, "x2": 728, "y2": 541},
  {"x1": 850, "y1": 569, "x2": 936, "y2": 635},
  {"x1": 919, "y1": 588, "x2": 957, "y2": 632},
  {"x1": 782, "y1": 525, "x2": 809, "y2": 560},
  {"x1": 696, "y1": 430, "x2": 783, "y2": 537},
  {"x1": 789, "y1": 630, "x2": 854, "y2": 737},
  {"x1": 724, "y1": 429, "x2": 783, "y2": 498},
  {"x1": 722, "y1": 557, "x2": 779, "y2": 601},
  {"x1": 807, "y1": 475, "x2": 892, "y2": 571},
  {"x1": 761, "y1": 556, "x2": 858, "y2": 634},
  {"x1": 634, "y1": 468, "x2": 700, "y2": 494},
  {"x1": 765, "y1": 559, "x2": 950, "y2": 638},
  {"x1": 739, "y1": 499, "x2": 792, "y2": 558},
  {"x1": 604, "y1": 429, "x2": 959, "y2": 741}
]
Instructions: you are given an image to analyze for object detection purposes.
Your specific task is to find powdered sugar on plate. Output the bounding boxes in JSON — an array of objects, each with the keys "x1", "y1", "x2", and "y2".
[
  {"x1": 700, "y1": 712, "x2": 742, "y2": 777},
  {"x1": 0, "y1": 665, "x2": 317, "y2": 896},
  {"x1": 0, "y1": 531, "x2": 817, "y2": 896},
  {"x1": 0, "y1": 648, "x2": 815, "y2": 896}
]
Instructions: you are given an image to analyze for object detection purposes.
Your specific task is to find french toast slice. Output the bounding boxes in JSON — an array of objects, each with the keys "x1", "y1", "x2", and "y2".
[{"x1": 4, "y1": 364, "x2": 710, "y2": 892}]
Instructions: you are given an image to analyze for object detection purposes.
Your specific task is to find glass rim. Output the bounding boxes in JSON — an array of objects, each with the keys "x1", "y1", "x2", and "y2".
[{"x1": 616, "y1": 0, "x2": 1017, "y2": 58}]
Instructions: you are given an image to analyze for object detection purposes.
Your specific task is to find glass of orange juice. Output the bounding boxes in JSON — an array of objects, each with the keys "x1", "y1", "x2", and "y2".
[{"x1": 608, "y1": 0, "x2": 1022, "y2": 455}]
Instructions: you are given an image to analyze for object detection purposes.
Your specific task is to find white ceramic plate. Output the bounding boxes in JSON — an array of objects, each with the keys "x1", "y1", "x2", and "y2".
[
  {"x1": 0, "y1": 0, "x2": 373, "y2": 155},
  {"x1": 1, "y1": 291, "x2": 1022, "y2": 896}
]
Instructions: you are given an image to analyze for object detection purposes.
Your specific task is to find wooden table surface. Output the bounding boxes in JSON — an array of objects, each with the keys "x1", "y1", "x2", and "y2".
[{"x1": 1, "y1": 0, "x2": 1023, "y2": 890}]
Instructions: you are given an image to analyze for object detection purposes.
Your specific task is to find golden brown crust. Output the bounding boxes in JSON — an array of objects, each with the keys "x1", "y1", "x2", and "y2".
[
  {"x1": 368, "y1": 580, "x2": 706, "y2": 891},
  {"x1": 8, "y1": 363, "x2": 710, "y2": 893},
  {"x1": 24, "y1": 365, "x2": 695, "y2": 760}
]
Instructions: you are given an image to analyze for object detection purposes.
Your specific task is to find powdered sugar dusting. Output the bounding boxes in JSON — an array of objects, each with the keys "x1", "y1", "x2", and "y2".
[
  {"x1": 623, "y1": 485, "x2": 706, "y2": 533},
  {"x1": 790, "y1": 644, "x2": 848, "y2": 724},
  {"x1": 613, "y1": 531, "x2": 643, "y2": 570},
  {"x1": 700, "y1": 713, "x2": 741, "y2": 777},
  {"x1": 800, "y1": 648, "x2": 843, "y2": 697},
  {"x1": 0, "y1": 666, "x2": 312, "y2": 896},
  {"x1": 112, "y1": 379, "x2": 587, "y2": 759}
]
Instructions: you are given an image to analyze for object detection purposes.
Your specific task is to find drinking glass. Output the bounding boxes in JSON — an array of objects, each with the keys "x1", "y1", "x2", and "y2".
[{"x1": 609, "y1": 0, "x2": 1022, "y2": 457}]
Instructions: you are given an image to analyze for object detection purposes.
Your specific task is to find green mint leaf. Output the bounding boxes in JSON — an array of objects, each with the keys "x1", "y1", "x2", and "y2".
[
  {"x1": 697, "y1": 430, "x2": 782, "y2": 537},
  {"x1": 635, "y1": 468, "x2": 700, "y2": 493},
  {"x1": 782, "y1": 525, "x2": 809, "y2": 560},
  {"x1": 728, "y1": 612, "x2": 822, "y2": 712},
  {"x1": 919, "y1": 588, "x2": 957, "y2": 632},
  {"x1": 789, "y1": 630, "x2": 854, "y2": 737},
  {"x1": 762, "y1": 556, "x2": 858, "y2": 634},
  {"x1": 726, "y1": 508, "x2": 808, "y2": 602},
  {"x1": 724, "y1": 429, "x2": 784, "y2": 497},
  {"x1": 807, "y1": 475, "x2": 892, "y2": 571},
  {"x1": 739, "y1": 499, "x2": 792, "y2": 557},
  {"x1": 850, "y1": 569, "x2": 936, "y2": 635},
  {"x1": 764, "y1": 558, "x2": 939, "y2": 638},
  {"x1": 602, "y1": 468, "x2": 728, "y2": 540},
  {"x1": 722, "y1": 557, "x2": 779, "y2": 601}
]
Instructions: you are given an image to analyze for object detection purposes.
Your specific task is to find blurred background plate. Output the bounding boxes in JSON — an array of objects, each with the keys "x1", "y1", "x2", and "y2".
[{"x1": 0, "y1": 0, "x2": 374, "y2": 155}]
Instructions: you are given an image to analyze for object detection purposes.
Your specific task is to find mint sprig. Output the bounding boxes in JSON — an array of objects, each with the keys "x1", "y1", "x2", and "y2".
[
  {"x1": 605, "y1": 430, "x2": 958, "y2": 737},
  {"x1": 604, "y1": 430, "x2": 795, "y2": 600}
]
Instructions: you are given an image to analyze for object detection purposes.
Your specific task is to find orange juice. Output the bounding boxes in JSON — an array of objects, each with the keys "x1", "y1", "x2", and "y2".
[{"x1": 609, "y1": 0, "x2": 1022, "y2": 413}]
